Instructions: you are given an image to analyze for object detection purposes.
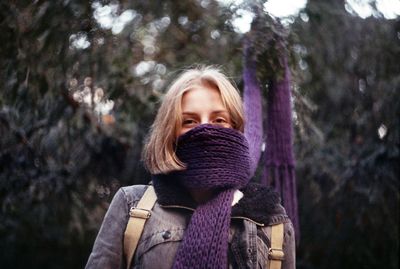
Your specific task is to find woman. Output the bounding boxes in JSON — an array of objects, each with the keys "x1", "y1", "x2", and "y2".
[{"x1": 86, "y1": 66, "x2": 295, "y2": 269}]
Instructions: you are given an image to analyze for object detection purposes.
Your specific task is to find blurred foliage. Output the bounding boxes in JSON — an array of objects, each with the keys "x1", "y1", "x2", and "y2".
[
  {"x1": 289, "y1": 0, "x2": 399, "y2": 268},
  {"x1": 0, "y1": 0, "x2": 398, "y2": 269}
]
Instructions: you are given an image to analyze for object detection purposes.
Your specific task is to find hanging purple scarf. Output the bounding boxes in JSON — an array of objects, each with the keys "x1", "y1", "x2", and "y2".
[
  {"x1": 242, "y1": 33, "x2": 300, "y2": 239},
  {"x1": 263, "y1": 55, "x2": 299, "y2": 239},
  {"x1": 152, "y1": 124, "x2": 251, "y2": 269},
  {"x1": 243, "y1": 37, "x2": 263, "y2": 177}
]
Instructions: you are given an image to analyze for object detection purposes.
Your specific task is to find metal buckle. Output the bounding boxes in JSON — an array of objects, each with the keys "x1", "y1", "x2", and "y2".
[
  {"x1": 268, "y1": 248, "x2": 285, "y2": 261},
  {"x1": 129, "y1": 207, "x2": 151, "y2": 219}
]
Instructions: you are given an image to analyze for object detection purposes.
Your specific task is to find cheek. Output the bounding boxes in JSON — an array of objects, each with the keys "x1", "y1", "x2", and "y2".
[{"x1": 175, "y1": 126, "x2": 190, "y2": 137}]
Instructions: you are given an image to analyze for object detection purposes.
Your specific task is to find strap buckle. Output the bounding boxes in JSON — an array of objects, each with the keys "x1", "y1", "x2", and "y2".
[
  {"x1": 268, "y1": 248, "x2": 285, "y2": 261},
  {"x1": 129, "y1": 207, "x2": 151, "y2": 219}
]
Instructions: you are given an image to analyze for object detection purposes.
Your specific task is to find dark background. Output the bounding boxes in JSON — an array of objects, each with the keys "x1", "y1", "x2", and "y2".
[{"x1": 0, "y1": 0, "x2": 398, "y2": 268}]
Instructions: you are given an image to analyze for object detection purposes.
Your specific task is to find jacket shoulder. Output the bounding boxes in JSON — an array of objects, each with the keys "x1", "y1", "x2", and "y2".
[{"x1": 120, "y1": 184, "x2": 149, "y2": 207}]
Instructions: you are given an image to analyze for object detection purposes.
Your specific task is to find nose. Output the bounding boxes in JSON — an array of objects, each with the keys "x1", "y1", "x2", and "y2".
[{"x1": 200, "y1": 117, "x2": 211, "y2": 125}]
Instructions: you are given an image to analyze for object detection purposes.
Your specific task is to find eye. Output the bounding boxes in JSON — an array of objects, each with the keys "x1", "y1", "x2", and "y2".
[
  {"x1": 214, "y1": 117, "x2": 227, "y2": 124},
  {"x1": 182, "y1": 118, "x2": 197, "y2": 126}
]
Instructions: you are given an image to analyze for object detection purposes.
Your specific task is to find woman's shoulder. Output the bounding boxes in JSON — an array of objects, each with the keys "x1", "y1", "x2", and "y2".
[{"x1": 117, "y1": 184, "x2": 151, "y2": 206}]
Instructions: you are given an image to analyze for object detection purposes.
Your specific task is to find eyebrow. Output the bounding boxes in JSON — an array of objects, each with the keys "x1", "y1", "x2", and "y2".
[{"x1": 182, "y1": 110, "x2": 229, "y2": 115}]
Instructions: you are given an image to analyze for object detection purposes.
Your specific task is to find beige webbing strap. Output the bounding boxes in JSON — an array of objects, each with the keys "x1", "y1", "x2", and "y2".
[
  {"x1": 124, "y1": 186, "x2": 157, "y2": 269},
  {"x1": 269, "y1": 223, "x2": 285, "y2": 269}
]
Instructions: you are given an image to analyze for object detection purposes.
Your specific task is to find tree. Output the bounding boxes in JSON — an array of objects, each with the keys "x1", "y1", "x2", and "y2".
[{"x1": 290, "y1": 0, "x2": 399, "y2": 268}]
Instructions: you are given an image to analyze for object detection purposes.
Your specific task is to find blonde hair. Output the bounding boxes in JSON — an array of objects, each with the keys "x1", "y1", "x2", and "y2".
[{"x1": 142, "y1": 66, "x2": 244, "y2": 174}]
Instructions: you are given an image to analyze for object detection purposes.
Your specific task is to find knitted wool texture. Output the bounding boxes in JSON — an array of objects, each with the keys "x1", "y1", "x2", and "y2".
[
  {"x1": 241, "y1": 34, "x2": 299, "y2": 238},
  {"x1": 243, "y1": 38, "x2": 263, "y2": 177},
  {"x1": 153, "y1": 124, "x2": 251, "y2": 269},
  {"x1": 263, "y1": 55, "x2": 299, "y2": 238}
]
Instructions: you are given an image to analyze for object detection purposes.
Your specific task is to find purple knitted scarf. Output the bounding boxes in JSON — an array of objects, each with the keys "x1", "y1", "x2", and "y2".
[{"x1": 153, "y1": 124, "x2": 251, "y2": 269}]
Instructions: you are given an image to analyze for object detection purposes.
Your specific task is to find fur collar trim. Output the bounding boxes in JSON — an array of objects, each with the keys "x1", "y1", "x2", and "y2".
[{"x1": 152, "y1": 178, "x2": 288, "y2": 225}]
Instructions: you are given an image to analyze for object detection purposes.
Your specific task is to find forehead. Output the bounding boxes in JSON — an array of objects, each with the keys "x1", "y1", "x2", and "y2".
[{"x1": 181, "y1": 85, "x2": 226, "y2": 112}]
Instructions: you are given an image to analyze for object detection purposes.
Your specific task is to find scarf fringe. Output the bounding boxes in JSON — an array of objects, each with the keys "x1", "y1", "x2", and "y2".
[{"x1": 262, "y1": 165, "x2": 300, "y2": 241}]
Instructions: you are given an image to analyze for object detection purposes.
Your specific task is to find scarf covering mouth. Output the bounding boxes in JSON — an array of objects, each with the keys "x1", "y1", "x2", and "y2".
[{"x1": 152, "y1": 124, "x2": 251, "y2": 269}]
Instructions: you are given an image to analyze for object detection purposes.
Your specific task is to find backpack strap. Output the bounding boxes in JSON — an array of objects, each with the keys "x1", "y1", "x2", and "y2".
[
  {"x1": 124, "y1": 185, "x2": 157, "y2": 269},
  {"x1": 268, "y1": 223, "x2": 285, "y2": 269}
]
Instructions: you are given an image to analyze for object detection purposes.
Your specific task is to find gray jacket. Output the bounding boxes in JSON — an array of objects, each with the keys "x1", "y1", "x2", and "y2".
[{"x1": 86, "y1": 183, "x2": 296, "y2": 269}]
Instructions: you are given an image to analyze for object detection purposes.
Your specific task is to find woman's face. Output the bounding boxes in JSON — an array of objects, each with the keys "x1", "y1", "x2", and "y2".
[{"x1": 177, "y1": 83, "x2": 232, "y2": 136}]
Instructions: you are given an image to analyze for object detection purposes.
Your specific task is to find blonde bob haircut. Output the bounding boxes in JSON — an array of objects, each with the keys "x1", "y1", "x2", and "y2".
[{"x1": 142, "y1": 66, "x2": 245, "y2": 174}]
